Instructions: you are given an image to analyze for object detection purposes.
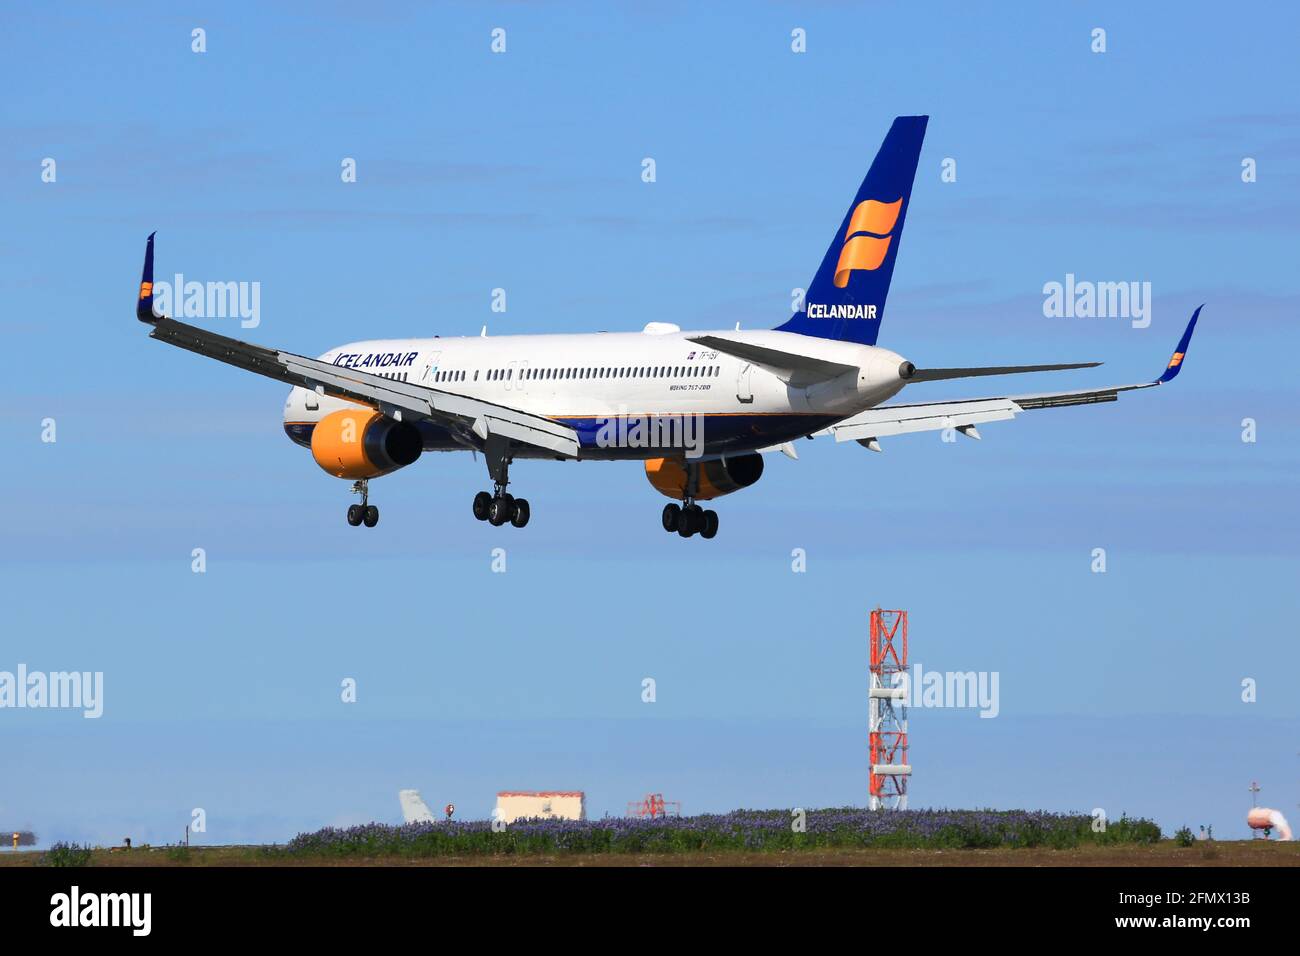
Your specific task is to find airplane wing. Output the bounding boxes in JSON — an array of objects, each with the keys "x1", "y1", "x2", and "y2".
[
  {"x1": 134, "y1": 235, "x2": 580, "y2": 458},
  {"x1": 816, "y1": 306, "x2": 1202, "y2": 448}
]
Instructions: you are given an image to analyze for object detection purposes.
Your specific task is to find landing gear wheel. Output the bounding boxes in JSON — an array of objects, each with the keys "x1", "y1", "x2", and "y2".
[
  {"x1": 676, "y1": 506, "x2": 697, "y2": 538},
  {"x1": 349, "y1": 479, "x2": 374, "y2": 527},
  {"x1": 488, "y1": 496, "x2": 512, "y2": 526},
  {"x1": 687, "y1": 503, "x2": 705, "y2": 529},
  {"x1": 510, "y1": 498, "x2": 530, "y2": 528},
  {"x1": 473, "y1": 491, "x2": 492, "y2": 521},
  {"x1": 662, "y1": 503, "x2": 681, "y2": 532},
  {"x1": 700, "y1": 509, "x2": 719, "y2": 539}
]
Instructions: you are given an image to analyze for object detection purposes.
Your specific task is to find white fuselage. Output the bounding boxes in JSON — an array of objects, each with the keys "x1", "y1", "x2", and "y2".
[{"x1": 283, "y1": 326, "x2": 909, "y2": 460}]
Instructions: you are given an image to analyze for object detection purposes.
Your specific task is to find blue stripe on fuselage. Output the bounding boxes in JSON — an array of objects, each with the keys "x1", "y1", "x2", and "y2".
[
  {"x1": 285, "y1": 413, "x2": 832, "y2": 458},
  {"x1": 555, "y1": 414, "x2": 833, "y2": 457}
]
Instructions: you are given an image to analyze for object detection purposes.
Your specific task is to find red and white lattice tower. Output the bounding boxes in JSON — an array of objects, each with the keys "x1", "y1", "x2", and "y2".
[{"x1": 869, "y1": 608, "x2": 911, "y2": 810}]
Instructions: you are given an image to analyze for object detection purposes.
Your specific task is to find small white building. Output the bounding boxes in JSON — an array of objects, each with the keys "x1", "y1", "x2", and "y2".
[{"x1": 495, "y1": 791, "x2": 586, "y2": 824}]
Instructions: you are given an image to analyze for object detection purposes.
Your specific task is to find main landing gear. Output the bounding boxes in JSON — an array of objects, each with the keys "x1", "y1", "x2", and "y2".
[
  {"x1": 473, "y1": 488, "x2": 530, "y2": 528},
  {"x1": 346, "y1": 479, "x2": 380, "y2": 528},
  {"x1": 472, "y1": 436, "x2": 530, "y2": 528},
  {"x1": 661, "y1": 459, "x2": 718, "y2": 539},
  {"x1": 662, "y1": 501, "x2": 718, "y2": 539}
]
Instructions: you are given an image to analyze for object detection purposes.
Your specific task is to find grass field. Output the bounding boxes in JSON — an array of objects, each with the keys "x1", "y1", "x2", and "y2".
[
  {"x1": 11, "y1": 810, "x2": 1295, "y2": 867},
  {"x1": 3, "y1": 841, "x2": 1297, "y2": 867}
]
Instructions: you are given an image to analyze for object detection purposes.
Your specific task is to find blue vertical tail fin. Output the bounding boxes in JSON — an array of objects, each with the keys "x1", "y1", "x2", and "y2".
[{"x1": 776, "y1": 115, "x2": 927, "y2": 346}]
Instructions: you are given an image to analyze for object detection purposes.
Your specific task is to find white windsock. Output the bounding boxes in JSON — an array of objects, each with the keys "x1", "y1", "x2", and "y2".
[
  {"x1": 1246, "y1": 807, "x2": 1292, "y2": 840},
  {"x1": 398, "y1": 789, "x2": 436, "y2": 824}
]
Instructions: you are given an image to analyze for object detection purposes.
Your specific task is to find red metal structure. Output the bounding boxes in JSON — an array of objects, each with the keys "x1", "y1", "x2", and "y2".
[
  {"x1": 627, "y1": 793, "x2": 682, "y2": 818},
  {"x1": 869, "y1": 608, "x2": 910, "y2": 810}
]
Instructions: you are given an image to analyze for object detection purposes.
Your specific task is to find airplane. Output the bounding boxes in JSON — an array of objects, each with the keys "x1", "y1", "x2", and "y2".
[{"x1": 134, "y1": 115, "x2": 1200, "y2": 540}]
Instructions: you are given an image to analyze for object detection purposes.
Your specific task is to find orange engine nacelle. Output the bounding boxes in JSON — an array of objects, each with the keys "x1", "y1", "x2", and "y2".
[
  {"x1": 310, "y1": 408, "x2": 422, "y2": 480},
  {"x1": 644, "y1": 454, "x2": 764, "y2": 501}
]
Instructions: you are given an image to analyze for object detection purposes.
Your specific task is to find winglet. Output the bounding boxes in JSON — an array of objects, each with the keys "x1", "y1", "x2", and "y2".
[
  {"x1": 136, "y1": 232, "x2": 159, "y2": 323},
  {"x1": 1157, "y1": 305, "x2": 1202, "y2": 383}
]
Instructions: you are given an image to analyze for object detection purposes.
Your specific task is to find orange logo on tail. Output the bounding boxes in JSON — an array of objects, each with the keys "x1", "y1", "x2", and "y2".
[
  {"x1": 1168, "y1": 351, "x2": 1184, "y2": 368},
  {"x1": 139, "y1": 281, "x2": 152, "y2": 300},
  {"x1": 834, "y1": 198, "x2": 902, "y2": 288}
]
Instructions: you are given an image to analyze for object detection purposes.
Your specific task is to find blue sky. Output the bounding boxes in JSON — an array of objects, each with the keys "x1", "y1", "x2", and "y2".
[{"x1": 2, "y1": 2, "x2": 1298, "y2": 846}]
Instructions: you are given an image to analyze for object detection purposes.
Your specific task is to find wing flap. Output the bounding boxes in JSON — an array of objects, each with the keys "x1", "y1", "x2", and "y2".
[
  {"x1": 820, "y1": 398, "x2": 1021, "y2": 442},
  {"x1": 470, "y1": 413, "x2": 580, "y2": 458},
  {"x1": 819, "y1": 382, "x2": 1158, "y2": 443},
  {"x1": 1010, "y1": 385, "x2": 1140, "y2": 409}
]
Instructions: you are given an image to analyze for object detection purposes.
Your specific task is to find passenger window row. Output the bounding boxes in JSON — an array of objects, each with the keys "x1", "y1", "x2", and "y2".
[{"x1": 477, "y1": 365, "x2": 721, "y2": 383}]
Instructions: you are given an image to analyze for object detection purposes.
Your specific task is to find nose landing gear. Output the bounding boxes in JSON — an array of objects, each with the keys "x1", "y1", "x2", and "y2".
[{"x1": 346, "y1": 479, "x2": 379, "y2": 528}]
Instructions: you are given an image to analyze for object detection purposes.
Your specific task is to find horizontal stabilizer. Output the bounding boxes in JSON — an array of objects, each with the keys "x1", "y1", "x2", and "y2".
[
  {"x1": 905, "y1": 362, "x2": 1100, "y2": 383},
  {"x1": 687, "y1": 335, "x2": 856, "y2": 387}
]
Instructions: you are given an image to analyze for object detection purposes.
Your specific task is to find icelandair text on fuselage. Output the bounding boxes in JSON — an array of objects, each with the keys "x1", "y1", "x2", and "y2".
[{"x1": 332, "y1": 351, "x2": 419, "y2": 370}]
